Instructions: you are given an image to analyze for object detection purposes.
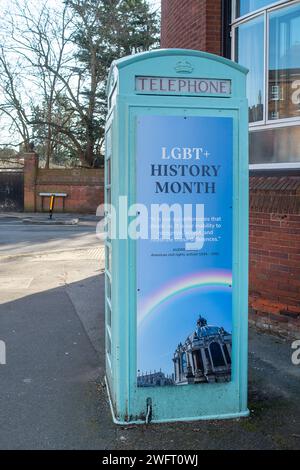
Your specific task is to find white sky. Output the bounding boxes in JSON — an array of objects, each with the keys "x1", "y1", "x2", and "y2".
[
  {"x1": 0, "y1": 0, "x2": 161, "y2": 146},
  {"x1": 0, "y1": 0, "x2": 161, "y2": 13},
  {"x1": 148, "y1": 0, "x2": 161, "y2": 12}
]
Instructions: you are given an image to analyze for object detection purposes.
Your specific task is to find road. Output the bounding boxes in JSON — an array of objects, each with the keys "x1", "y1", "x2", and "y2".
[
  {"x1": 0, "y1": 215, "x2": 299, "y2": 449},
  {"x1": 0, "y1": 215, "x2": 99, "y2": 256}
]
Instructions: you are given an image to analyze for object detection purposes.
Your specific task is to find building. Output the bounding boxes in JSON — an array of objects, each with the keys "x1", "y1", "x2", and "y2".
[
  {"x1": 161, "y1": 0, "x2": 300, "y2": 337},
  {"x1": 137, "y1": 371, "x2": 174, "y2": 387},
  {"x1": 173, "y1": 316, "x2": 232, "y2": 385}
]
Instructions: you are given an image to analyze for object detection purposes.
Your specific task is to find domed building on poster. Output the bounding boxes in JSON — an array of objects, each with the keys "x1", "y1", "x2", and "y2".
[{"x1": 173, "y1": 316, "x2": 232, "y2": 385}]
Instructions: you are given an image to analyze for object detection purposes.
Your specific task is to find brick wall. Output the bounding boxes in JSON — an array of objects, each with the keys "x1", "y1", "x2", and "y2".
[
  {"x1": 161, "y1": 0, "x2": 222, "y2": 55},
  {"x1": 161, "y1": 1, "x2": 300, "y2": 337},
  {"x1": 24, "y1": 152, "x2": 104, "y2": 213},
  {"x1": 249, "y1": 177, "x2": 300, "y2": 338}
]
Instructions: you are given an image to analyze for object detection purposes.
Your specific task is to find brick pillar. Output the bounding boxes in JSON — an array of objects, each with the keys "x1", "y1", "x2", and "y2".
[
  {"x1": 24, "y1": 152, "x2": 39, "y2": 212},
  {"x1": 161, "y1": 0, "x2": 222, "y2": 55}
]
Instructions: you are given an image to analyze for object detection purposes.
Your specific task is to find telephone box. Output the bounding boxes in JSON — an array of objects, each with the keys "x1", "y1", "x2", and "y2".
[{"x1": 104, "y1": 49, "x2": 249, "y2": 424}]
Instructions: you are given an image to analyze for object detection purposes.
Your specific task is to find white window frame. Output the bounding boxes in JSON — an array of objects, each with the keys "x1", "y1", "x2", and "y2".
[{"x1": 231, "y1": 0, "x2": 300, "y2": 170}]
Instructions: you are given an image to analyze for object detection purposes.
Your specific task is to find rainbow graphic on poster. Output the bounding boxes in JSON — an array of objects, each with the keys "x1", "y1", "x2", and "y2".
[{"x1": 138, "y1": 269, "x2": 232, "y2": 327}]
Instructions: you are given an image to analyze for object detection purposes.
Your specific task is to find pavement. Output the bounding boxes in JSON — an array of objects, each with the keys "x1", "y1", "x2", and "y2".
[{"x1": 0, "y1": 213, "x2": 299, "y2": 450}]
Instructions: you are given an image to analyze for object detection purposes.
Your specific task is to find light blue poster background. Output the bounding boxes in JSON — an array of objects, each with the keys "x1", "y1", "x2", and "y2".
[{"x1": 136, "y1": 115, "x2": 233, "y2": 382}]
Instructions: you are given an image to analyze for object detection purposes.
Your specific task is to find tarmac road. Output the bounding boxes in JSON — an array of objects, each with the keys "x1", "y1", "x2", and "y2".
[
  {"x1": 0, "y1": 214, "x2": 100, "y2": 256},
  {"x1": 0, "y1": 215, "x2": 299, "y2": 449}
]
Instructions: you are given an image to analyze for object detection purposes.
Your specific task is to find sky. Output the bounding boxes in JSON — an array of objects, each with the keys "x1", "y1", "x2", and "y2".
[
  {"x1": 0, "y1": 0, "x2": 161, "y2": 147},
  {"x1": 0, "y1": 0, "x2": 161, "y2": 14},
  {"x1": 149, "y1": 0, "x2": 161, "y2": 12}
]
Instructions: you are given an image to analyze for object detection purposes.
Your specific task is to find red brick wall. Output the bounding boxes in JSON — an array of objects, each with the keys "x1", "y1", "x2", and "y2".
[
  {"x1": 36, "y1": 168, "x2": 104, "y2": 213},
  {"x1": 24, "y1": 153, "x2": 104, "y2": 214},
  {"x1": 161, "y1": 2, "x2": 300, "y2": 337},
  {"x1": 249, "y1": 177, "x2": 300, "y2": 338},
  {"x1": 161, "y1": 0, "x2": 222, "y2": 55}
]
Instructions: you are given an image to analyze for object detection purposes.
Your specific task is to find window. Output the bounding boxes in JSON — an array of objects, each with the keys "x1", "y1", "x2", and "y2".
[
  {"x1": 106, "y1": 301, "x2": 112, "y2": 328},
  {"x1": 235, "y1": 15, "x2": 265, "y2": 123},
  {"x1": 106, "y1": 157, "x2": 111, "y2": 185},
  {"x1": 271, "y1": 85, "x2": 281, "y2": 101},
  {"x1": 210, "y1": 342, "x2": 226, "y2": 368},
  {"x1": 236, "y1": 0, "x2": 281, "y2": 17},
  {"x1": 181, "y1": 353, "x2": 187, "y2": 373},
  {"x1": 233, "y1": 1, "x2": 300, "y2": 168},
  {"x1": 105, "y1": 126, "x2": 112, "y2": 205},
  {"x1": 204, "y1": 348, "x2": 211, "y2": 366},
  {"x1": 106, "y1": 331, "x2": 112, "y2": 356},
  {"x1": 268, "y1": 3, "x2": 300, "y2": 120},
  {"x1": 223, "y1": 344, "x2": 232, "y2": 365},
  {"x1": 195, "y1": 350, "x2": 204, "y2": 372},
  {"x1": 106, "y1": 273, "x2": 111, "y2": 301},
  {"x1": 250, "y1": 126, "x2": 300, "y2": 163},
  {"x1": 106, "y1": 244, "x2": 112, "y2": 274}
]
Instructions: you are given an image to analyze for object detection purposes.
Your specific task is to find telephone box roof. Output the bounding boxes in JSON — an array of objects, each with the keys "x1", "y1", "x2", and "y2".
[{"x1": 106, "y1": 48, "x2": 248, "y2": 95}]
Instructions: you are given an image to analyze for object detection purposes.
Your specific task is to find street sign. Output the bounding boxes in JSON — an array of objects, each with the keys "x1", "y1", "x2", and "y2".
[{"x1": 105, "y1": 49, "x2": 249, "y2": 424}]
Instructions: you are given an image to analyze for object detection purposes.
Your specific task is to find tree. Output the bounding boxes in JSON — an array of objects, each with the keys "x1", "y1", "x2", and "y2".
[
  {"x1": 64, "y1": 0, "x2": 159, "y2": 167},
  {"x1": 0, "y1": 1, "x2": 76, "y2": 167},
  {"x1": 0, "y1": 47, "x2": 31, "y2": 152},
  {"x1": 0, "y1": 0, "x2": 159, "y2": 167},
  {"x1": 0, "y1": 0, "x2": 74, "y2": 166}
]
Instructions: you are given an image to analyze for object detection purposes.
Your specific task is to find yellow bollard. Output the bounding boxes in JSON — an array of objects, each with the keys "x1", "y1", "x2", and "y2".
[{"x1": 49, "y1": 195, "x2": 55, "y2": 220}]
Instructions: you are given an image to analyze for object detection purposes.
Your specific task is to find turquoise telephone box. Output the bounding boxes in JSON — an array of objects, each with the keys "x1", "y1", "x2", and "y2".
[{"x1": 104, "y1": 49, "x2": 249, "y2": 424}]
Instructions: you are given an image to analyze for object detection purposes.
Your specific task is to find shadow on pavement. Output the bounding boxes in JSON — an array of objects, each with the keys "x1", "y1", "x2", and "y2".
[
  {"x1": 0, "y1": 273, "x2": 114, "y2": 450},
  {"x1": 0, "y1": 272, "x2": 299, "y2": 450}
]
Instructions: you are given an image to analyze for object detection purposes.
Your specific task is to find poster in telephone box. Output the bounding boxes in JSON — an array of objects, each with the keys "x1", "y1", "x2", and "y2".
[{"x1": 136, "y1": 115, "x2": 233, "y2": 387}]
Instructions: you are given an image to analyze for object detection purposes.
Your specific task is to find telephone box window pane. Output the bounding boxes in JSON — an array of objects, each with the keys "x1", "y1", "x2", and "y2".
[
  {"x1": 106, "y1": 188, "x2": 111, "y2": 206},
  {"x1": 106, "y1": 158, "x2": 111, "y2": 185},
  {"x1": 237, "y1": 0, "x2": 277, "y2": 17},
  {"x1": 107, "y1": 301, "x2": 112, "y2": 328},
  {"x1": 106, "y1": 332, "x2": 111, "y2": 356},
  {"x1": 106, "y1": 217, "x2": 112, "y2": 241},
  {"x1": 106, "y1": 275, "x2": 111, "y2": 301},
  {"x1": 268, "y1": 3, "x2": 300, "y2": 120},
  {"x1": 250, "y1": 126, "x2": 300, "y2": 163},
  {"x1": 106, "y1": 128, "x2": 112, "y2": 157},
  {"x1": 235, "y1": 16, "x2": 264, "y2": 122},
  {"x1": 106, "y1": 245, "x2": 112, "y2": 273}
]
